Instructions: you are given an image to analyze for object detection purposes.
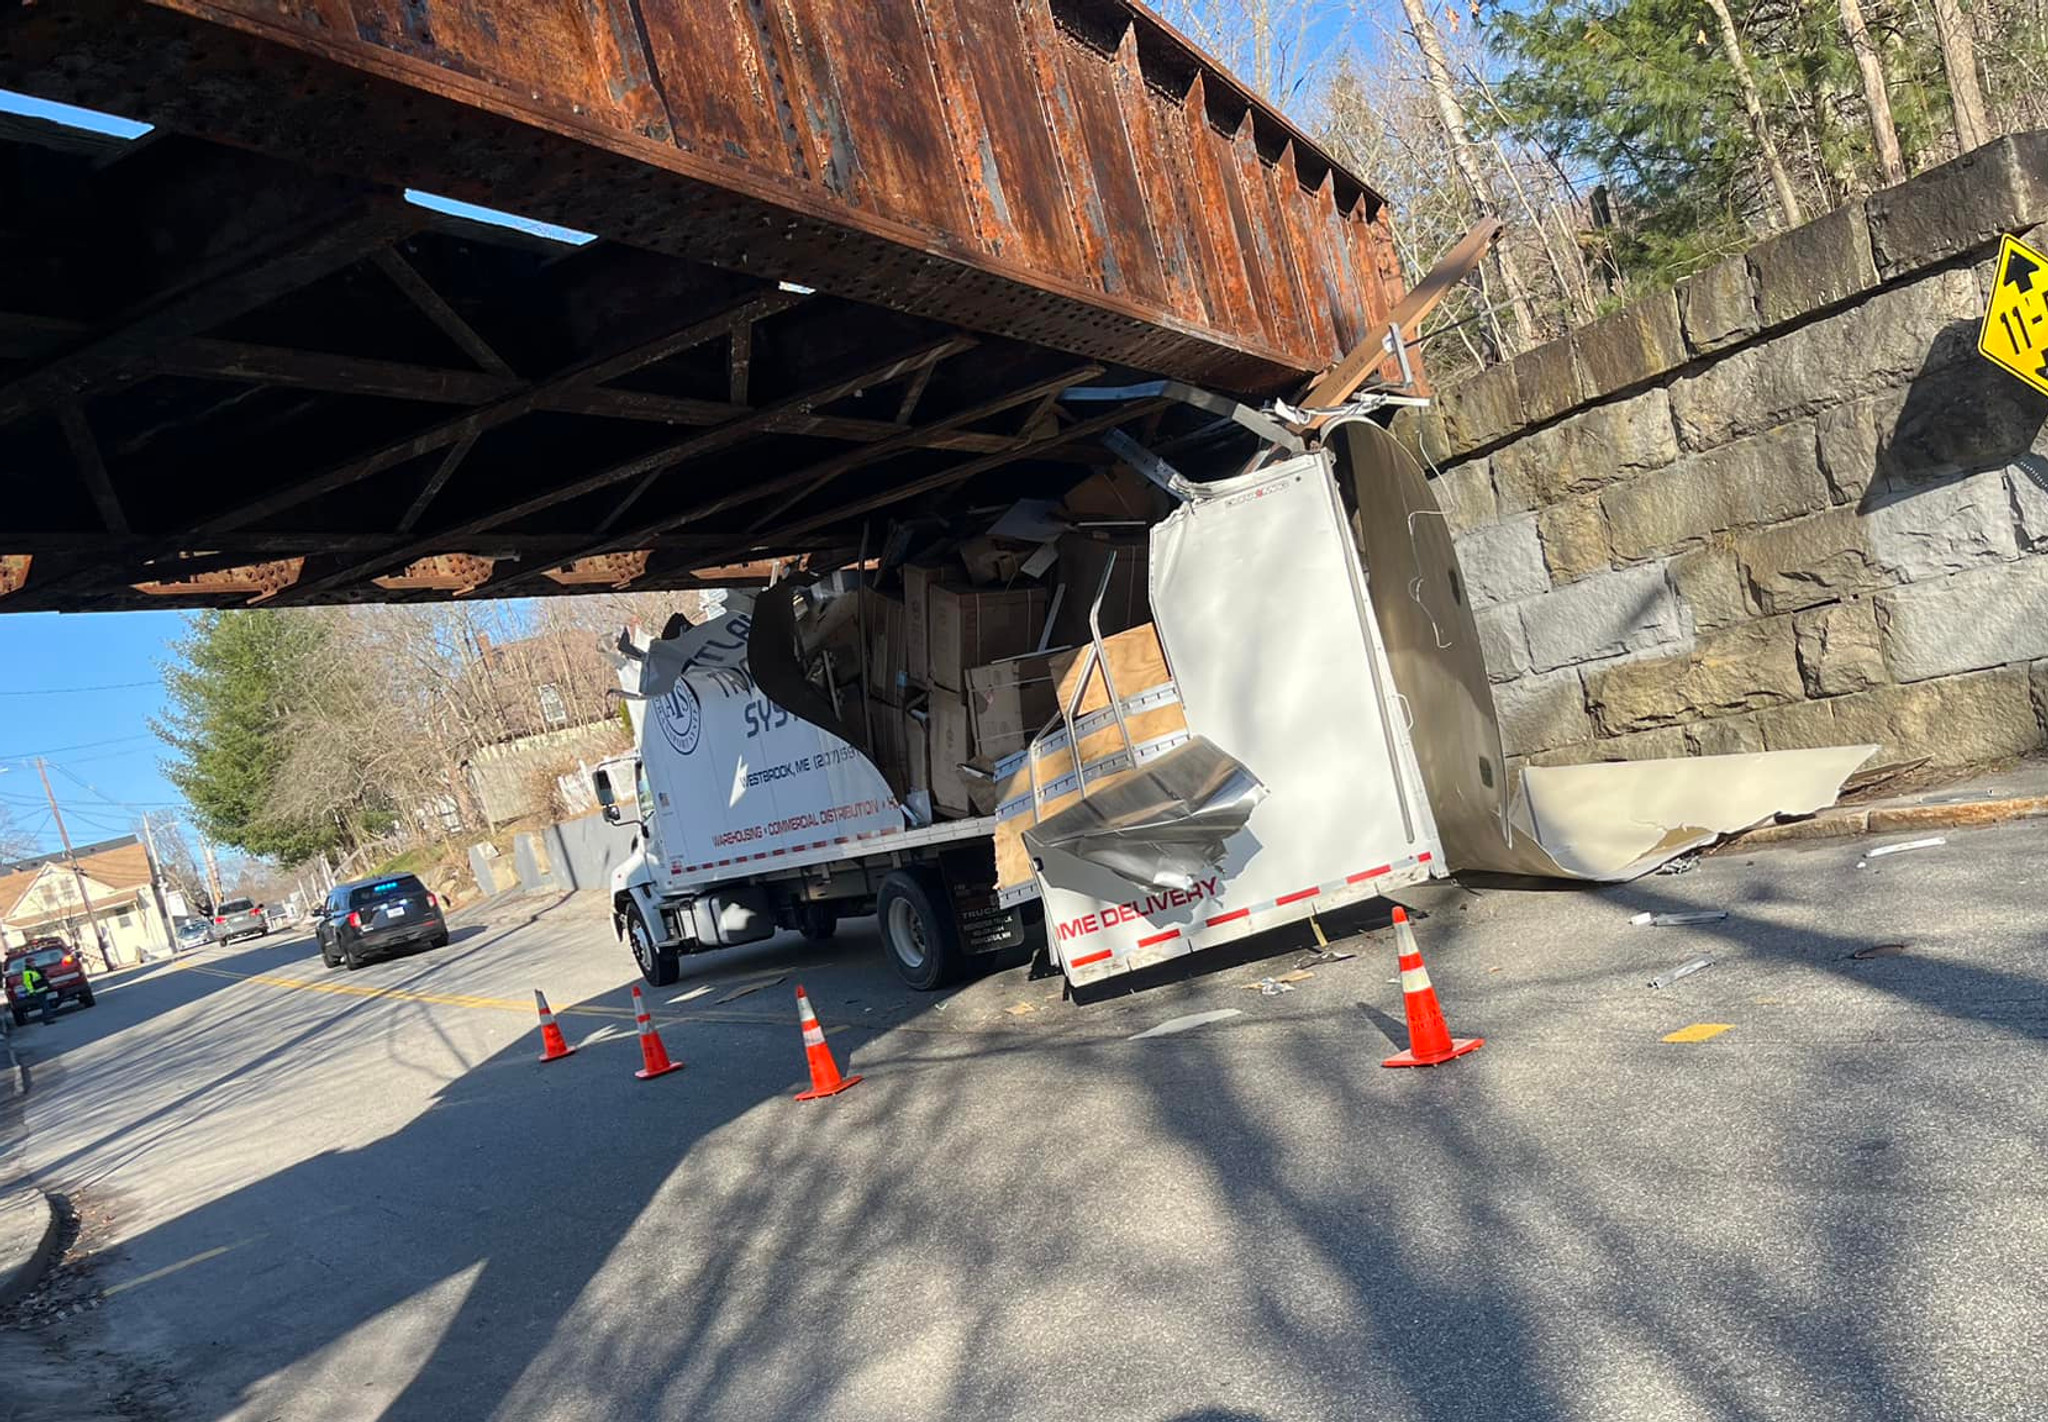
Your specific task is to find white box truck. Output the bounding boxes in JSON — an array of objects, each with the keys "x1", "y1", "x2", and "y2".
[{"x1": 594, "y1": 427, "x2": 1447, "y2": 994}]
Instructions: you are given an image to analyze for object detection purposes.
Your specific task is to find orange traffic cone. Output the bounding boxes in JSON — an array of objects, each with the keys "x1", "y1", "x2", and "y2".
[
  {"x1": 631, "y1": 985, "x2": 683, "y2": 1080},
  {"x1": 1381, "y1": 907, "x2": 1483, "y2": 1068},
  {"x1": 535, "y1": 989, "x2": 576, "y2": 1063},
  {"x1": 793, "y1": 985, "x2": 861, "y2": 1100}
]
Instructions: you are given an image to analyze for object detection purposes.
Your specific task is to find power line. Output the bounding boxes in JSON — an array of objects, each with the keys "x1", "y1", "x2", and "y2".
[
  {"x1": 0, "y1": 680, "x2": 161, "y2": 697},
  {"x1": 0, "y1": 733, "x2": 155, "y2": 761},
  {"x1": 51, "y1": 764, "x2": 184, "y2": 811}
]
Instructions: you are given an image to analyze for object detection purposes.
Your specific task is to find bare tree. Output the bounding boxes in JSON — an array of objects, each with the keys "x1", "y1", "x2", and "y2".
[
  {"x1": 1703, "y1": 0, "x2": 1806, "y2": 228},
  {"x1": 1394, "y1": 0, "x2": 1541, "y2": 349},
  {"x1": 1929, "y1": 0, "x2": 1993, "y2": 149},
  {"x1": 1158, "y1": 0, "x2": 1334, "y2": 105},
  {"x1": 1838, "y1": 0, "x2": 1909, "y2": 183}
]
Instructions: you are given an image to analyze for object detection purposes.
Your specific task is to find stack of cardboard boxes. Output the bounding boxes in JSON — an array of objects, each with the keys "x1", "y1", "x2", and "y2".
[{"x1": 833, "y1": 469, "x2": 1164, "y2": 824}]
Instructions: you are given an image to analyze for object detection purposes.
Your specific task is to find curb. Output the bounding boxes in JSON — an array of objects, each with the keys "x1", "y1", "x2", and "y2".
[
  {"x1": 1, "y1": 1021, "x2": 19, "y2": 1101},
  {"x1": 0, "y1": 1188, "x2": 60, "y2": 1311},
  {"x1": 1729, "y1": 793, "x2": 2048, "y2": 848}
]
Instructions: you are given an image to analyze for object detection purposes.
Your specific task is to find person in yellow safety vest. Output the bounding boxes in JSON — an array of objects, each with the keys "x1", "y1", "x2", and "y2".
[{"x1": 18, "y1": 964, "x2": 55, "y2": 1025}]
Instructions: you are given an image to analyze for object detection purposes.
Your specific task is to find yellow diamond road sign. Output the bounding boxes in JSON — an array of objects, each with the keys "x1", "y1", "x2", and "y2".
[{"x1": 1978, "y1": 233, "x2": 2048, "y2": 396}]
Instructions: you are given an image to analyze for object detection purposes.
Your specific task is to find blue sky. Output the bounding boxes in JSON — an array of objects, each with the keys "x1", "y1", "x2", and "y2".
[{"x1": 0, "y1": 612, "x2": 188, "y2": 857}]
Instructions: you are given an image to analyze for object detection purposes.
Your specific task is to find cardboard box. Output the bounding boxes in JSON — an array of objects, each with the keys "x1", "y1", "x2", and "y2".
[
  {"x1": 862, "y1": 589, "x2": 908, "y2": 706},
  {"x1": 928, "y1": 688, "x2": 976, "y2": 818},
  {"x1": 903, "y1": 563, "x2": 940, "y2": 688},
  {"x1": 1051, "y1": 533, "x2": 1149, "y2": 648},
  {"x1": 991, "y1": 624, "x2": 1180, "y2": 893},
  {"x1": 1060, "y1": 466, "x2": 1161, "y2": 521},
  {"x1": 966, "y1": 653, "x2": 1062, "y2": 764},
  {"x1": 928, "y1": 583, "x2": 1050, "y2": 693}
]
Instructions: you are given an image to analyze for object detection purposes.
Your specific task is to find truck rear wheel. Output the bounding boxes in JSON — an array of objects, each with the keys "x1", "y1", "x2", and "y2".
[
  {"x1": 797, "y1": 902, "x2": 838, "y2": 943},
  {"x1": 627, "y1": 902, "x2": 680, "y2": 987},
  {"x1": 877, "y1": 869, "x2": 959, "y2": 991}
]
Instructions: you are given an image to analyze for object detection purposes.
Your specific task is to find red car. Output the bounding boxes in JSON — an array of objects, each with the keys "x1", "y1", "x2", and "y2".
[{"x1": 4, "y1": 937, "x2": 96, "y2": 1026}]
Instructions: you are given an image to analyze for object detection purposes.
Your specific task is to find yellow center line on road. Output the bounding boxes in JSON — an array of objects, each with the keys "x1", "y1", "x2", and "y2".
[
  {"x1": 178, "y1": 964, "x2": 639, "y2": 1019},
  {"x1": 177, "y1": 962, "x2": 969, "y2": 1037}
]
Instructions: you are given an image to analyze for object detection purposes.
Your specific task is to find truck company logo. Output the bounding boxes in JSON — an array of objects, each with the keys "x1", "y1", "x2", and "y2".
[{"x1": 654, "y1": 678, "x2": 703, "y2": 756}]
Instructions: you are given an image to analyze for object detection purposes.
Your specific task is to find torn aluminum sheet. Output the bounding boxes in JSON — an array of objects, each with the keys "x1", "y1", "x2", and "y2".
[
  {"x1": 1022, "y1": 735, "x2": 1265, "y2": 892},
  {"x1": 1329, "y1": 417, "x2": 1876, "y2": 880}
]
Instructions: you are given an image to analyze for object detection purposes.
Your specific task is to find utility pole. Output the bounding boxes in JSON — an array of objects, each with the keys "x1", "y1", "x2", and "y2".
[
  {"x1": 139, "y1": 812, "x2": 177, "y2": 958},
  {"x1": 36, "y1": 757, "x2": 113, "y2": 972},
  {"x1": 200, "y1": 837, "x2": 223, "y2": 911}
]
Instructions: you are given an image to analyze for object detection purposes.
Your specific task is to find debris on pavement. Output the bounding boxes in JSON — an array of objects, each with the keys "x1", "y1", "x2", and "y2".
[
  {"x1": 715, "y1": 975, "x2": 787, "y2": 1004},
  {"x1": 1865, "y1": 837, "x2": 1947, "y2": 859},
  {"x1": 1629, "y1": 910, "x2": 1729, "y2": 926},
  {"x1": 1849, "y1": 943, "x2": 1910, "y2": 960},
  {"x1": 1293, "y1": 949, "x2": 1356, "y2": 969},
  {"x1": 1005, "y1": 1002, "x2": 1037, "y2": 1016},
  {"x1": 1653, "y1": 852, "x2": 1701, "y2": 875},
  {"x1": 1648, "y1": 957, "x2": 1714, "y2": 989},
  {"x1": 1244, "y1": 976, "x2": 1297, "y2": 996},
  {"x1": 1130, "y1": 1009, "x2": 1244, "y2": 1040}
]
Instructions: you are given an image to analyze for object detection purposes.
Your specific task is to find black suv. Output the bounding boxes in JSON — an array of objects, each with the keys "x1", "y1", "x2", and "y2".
[{"x1": 316, "y1": 874, "x2": 449, "y2": 970}]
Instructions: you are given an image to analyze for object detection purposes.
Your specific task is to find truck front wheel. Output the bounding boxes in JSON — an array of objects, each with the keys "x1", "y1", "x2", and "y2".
[
  {"x1": 877, "y1": 869, "x2": 959, "y2": 991},
  {"x1": 626, "y1": 903, "x2": 680, "y2": 987}
]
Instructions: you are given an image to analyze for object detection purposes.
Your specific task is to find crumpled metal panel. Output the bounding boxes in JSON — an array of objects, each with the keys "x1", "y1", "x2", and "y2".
[
  {"x1": 1023, "y1": 734, "x2": 1266, "y2": 893},
  {"x1": 3, "y1": 0, "x2": 1404, "y2": 391}
]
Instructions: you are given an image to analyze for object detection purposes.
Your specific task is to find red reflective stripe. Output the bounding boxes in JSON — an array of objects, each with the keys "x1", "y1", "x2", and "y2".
[
  {"x1": 1136, "y1": 929, "x2": 1181, "y2": 948},
  {"x1": 1205, "y1": 908, "x2": 1250, "y2": 927},
  {"x1": 1348, "y1": 865, "x2": 1391, "y2": 884},
  {"x1": 1398, "y1": 953, "x2": 1423, "y2": 971},
  {"x1": 1276, "y1": 887, "x2": 1319, "y2": 907},
  {"x1": 1070, "y1": 948, "x2": 1114, "y2": 968},
  {"x1": 1417, "y1": 851, "x2": 1433, "y2": 864}
]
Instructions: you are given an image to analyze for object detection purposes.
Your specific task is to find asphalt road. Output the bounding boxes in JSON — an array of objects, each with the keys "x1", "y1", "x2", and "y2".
[{"x1": 5, "y1": 819, "x2": 2048, "y2": 1421}]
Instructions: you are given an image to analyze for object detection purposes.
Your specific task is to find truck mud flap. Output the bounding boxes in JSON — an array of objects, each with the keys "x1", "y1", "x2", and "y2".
[{"x1": 938, "y1": 844, "x2": 1024, "y2": 956}]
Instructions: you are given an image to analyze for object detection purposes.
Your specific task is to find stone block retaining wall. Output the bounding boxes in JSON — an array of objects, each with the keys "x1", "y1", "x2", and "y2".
[{"x1": 1400, "y1": 134, "x2": 2048, "y2": 775}]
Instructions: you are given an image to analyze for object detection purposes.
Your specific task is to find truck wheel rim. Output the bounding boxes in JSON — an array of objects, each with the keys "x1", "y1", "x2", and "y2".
[
  {"x1": 887, "y1": 899, "x2": 926, "y2": 970},
  {"x1": 630, "y1": 919, "x2": 653, "y2": 972}
]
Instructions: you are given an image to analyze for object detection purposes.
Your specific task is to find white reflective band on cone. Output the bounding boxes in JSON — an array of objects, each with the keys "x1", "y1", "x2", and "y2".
[
  {"x1": 1400, "y1": 966, "x2": 1432, "y2": 994},
  {"x1": 803, "y1": 1026, "x2": 825, "y2": 1046}
]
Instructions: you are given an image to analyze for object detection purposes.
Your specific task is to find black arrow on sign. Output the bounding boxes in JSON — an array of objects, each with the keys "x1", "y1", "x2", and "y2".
[{"x1": 2006, "y1": 248, "x2": 2041, "y2": 293}]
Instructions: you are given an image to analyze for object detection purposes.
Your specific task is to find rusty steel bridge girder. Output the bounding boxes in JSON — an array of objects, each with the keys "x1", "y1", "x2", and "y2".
[
  {"x1": 1, "y1": 0, "x2": 1401, "y2": 393},
  {"x1": 0, "y1": 0, "x2": 1417, "y2": 612}
]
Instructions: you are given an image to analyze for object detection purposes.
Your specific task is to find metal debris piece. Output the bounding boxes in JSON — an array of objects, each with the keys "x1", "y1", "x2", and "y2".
[
  {"x1": 1865, "y1": 837, "x2": 1947, "y2": 858},
  {"x1": 1293, "y1": 949, "x2": 1356, "y2": 970},
  {"x1": 1848, "y1": 943, "x2": 1910, "y2": 960},
  {"x1": 1244, "y1": 976, "x2": 1297, "y2": 996},
  {"x1": 1653, "y1": 852, "x2": 1701, "y2": 875},
  {"x1": 713, "y1": 974, "x2": 786, "y2": 1004},
  {"x1": 1629, "y1": 911, "x2": 1729, "y2": 926},
  {"x1": 1649, "y1": 957, "x2": 1714, "y2": 989},
  {"x1": 1130, "y1": 1009, "x2": 1244, "y2": 1040}
]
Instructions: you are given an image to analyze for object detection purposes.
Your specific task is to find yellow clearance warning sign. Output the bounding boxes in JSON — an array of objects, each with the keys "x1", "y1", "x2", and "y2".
[{"x1": 1978, "y1": 233, "x2": 2048, "y2": 396}]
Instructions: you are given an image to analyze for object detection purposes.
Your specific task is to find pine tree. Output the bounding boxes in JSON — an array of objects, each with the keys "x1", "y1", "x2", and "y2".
[{"x1": 154, "y1": 610, "x2": 346, "y2": 864}]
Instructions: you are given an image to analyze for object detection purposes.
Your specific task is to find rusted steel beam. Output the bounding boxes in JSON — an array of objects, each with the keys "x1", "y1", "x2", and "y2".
[
  {"x1": 0, "y1": 0, "x2": 1406, "y2": 395},
  {"x1": 739, "y1": 363, "x2": 1105, "y2": 533},
  {"x1": 152, "y1": 339, "x2": 523, "y2": 405},
  {"x1": 186, "y1": 288, "x2": 802, "y2": 535},
  {"x1": 0, "y1": 200, "x2": 417, "y2": 426},
  {"x1": 369, "y1": 249, "x2": 516, "y2": 379},
  {"x1": 678, "y1": 397, "x2": 1175, "y2": 574},
  {"x1": 56, "y1": 403, "x2": 129, "y2": 535}
]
